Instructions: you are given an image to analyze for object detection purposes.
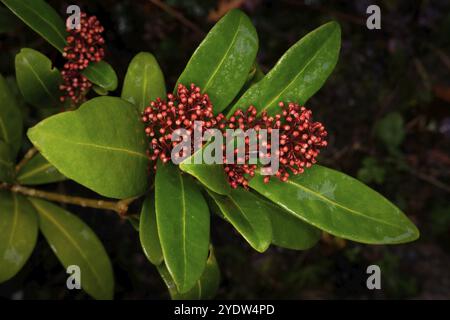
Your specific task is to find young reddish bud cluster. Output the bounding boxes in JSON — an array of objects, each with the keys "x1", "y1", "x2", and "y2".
[
  {"x1": 262, "y1": 102, "x2": 328, "y2": 183},
  {"x1": 142, "y1": 83, "x2": 225, "y2": 170},
  {"x1": 142, "y1": 84, "x2": 328, "y2": 188},
  {"x1": 60, "y1": 12, "x2": 105, "y2": 104}
]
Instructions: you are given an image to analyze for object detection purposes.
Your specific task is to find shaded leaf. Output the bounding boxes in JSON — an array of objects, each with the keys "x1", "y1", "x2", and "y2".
[
  {"x1": 0, "y1": 73, "x2": 22, "y2": 157},
  {"x1": 16, "y1": 152, "x2": 65, "y2": 185},
  {"x1": 27, "y1": 96, "x2": 148, "y2": 199},
  {"x1": 229, "y1": 21, "x2": 341, "y2": 116},
  {"x1": 374, "y1": 112, "x2": 405, "y2": 150},
  {"x1": 206, "y1": 188, "x2": 272, "y2": 252},
  {"x1": 176, "y1": 9, "x2": 258, "y2": 113},
  {"x1": 155, "y1": 162, "x2": 210, "y2": 293},
  {"x1": 0, "y1": 191, "x2": 38, "y2": 283},
  {"x1": 1, "y1": 0, "x2": 67, "y2": 52},
  {"x1": 0, "y1": 141, "x2": 14, "y2": 183},
  {"x1": 15, "y1": 48, "x2": 62, "y2": 109},
  {"x1": 249, "y1": 165, "x2": 419, "y2": 244},
  {"x1": 82, "y1": 61, "x2": 118, "y2": 92},
  {"x1": 0, "y1": 6, "x2": 19, "y2": 33},
  {"x1": 29, "y1": 198, "x2": 114, "y2": 300},
  {"x1": 121, "y1": 52, "x2": 166, "y2": 112},
  {"x1": 139, "y1": 193, "x2": 163, "y2": 265},
  {"x1": 157, "y1": 246, "x2": 220, "y2": 300}
]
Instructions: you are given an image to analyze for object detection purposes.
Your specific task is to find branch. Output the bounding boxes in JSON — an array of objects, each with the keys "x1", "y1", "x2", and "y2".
[
  {"x1": 15, "y1": 147, "x2": 38, "y2": 173},
  {"x1": 0, "y1": 183, "x2": 135, "y2": 216}
]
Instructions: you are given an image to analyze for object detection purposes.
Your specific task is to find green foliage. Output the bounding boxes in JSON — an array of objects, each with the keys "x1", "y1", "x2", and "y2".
[
  {"x1": 0, "y1": 73, "x2": 23, "y2": 157},
  {"x1": 27, "y1": 97, "x2": 148, "y2": 199},
  {"x1": 16, "y1": 152, "x2": 65, "y2": 185},
  {"x1": 30, "y1": 198, "x2": 114, "y2": 300},
  {"x1": 122, "y1": 52, "x2": 166, "y2": 112},
  {"x1": 0, "y1": 0, "x2": 422, "y2": 300},
  {"x1": 0, "y1": 192, "x2": 38, "y2": 283},
  {"x1": 15, "y1": 48, "x2": 62, "y2": 109},
  {"x1": 176, "y1": 9, "x2": 258, "y2": 113},
  {"x1": 155, "y1": 162, "x2": 210, "y2": 293},
  {"x1": 249, "y1": 166, "x2": 419, "y2": 244},
  {"x1": 228, "y1": 21, "x2": 341, "y2": 116}
]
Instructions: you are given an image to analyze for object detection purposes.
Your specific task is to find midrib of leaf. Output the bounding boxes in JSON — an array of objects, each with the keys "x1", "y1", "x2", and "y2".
[
  {"x1": 18, "y1": 162, "x2": 53, "y2": 180},
  {"x1": 202, "y1": 15, "x2": 243, "y2": 93},
  {"x1": 284, "y1": 179, "x2": 406, "y2": 230},
  {"x1": 258, "y1": 27, "x2": 338, "y2": 114},
  {"x1": 141, "y1": 62, "x2": 149, "y2": 110},
  {"x1": 178, "y1": 171, "x2": 188, "y2": 288},
  {"x1": 36, "y1": 131, "x2": 147, "y2": 159},
  {"x1": 5, "y1": 0, "x2": 66, "y2": 52},
  {"x1": 31, "y1": 200, "x2": 106, "y2": 295},
  {"x1": 21, "y1": 55, "x2": 59, "y2": 105}
]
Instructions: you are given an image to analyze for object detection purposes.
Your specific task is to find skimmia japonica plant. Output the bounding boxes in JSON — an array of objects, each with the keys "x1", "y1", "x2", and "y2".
[{"x1": 0, "y1": 0, "x2": 419, "y2": 300}]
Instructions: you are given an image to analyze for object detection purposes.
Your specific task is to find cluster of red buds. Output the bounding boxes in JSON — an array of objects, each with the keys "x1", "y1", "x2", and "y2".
[
  {"x1": 224, "y1": 102, "x2": 328, "y2": 188},
  {"x1": 142, "y1": 83, "x2": 225, "y2": 170},
  {"x1": 60, "y1": 12, "x2": 105, "y2": 104},
  {"x1": 142, "y1": 83, "x2": 328, "y2": 188}
]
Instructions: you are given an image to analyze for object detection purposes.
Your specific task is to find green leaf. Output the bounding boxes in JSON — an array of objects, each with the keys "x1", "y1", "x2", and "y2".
[
  {"x1": 180, "y1": 146, "x2": 231, "y2": 196},
  {"x1": 206, "y1": 188, "x2": 272, "y2": 252},
  {"x1": 139, "y1": 193, "x2": 163, "y2": 265},
  {"x1": 29, "y1": 198, "x2": 114, "y2": 300},
  {"x1": 260, "y1": 196, "x2": 321, "y2": 250},
  {"x1": 1, "y1": 0, "x2": 67, "y2": 52},
  {"x1": 82, "y1": 61, "x2": 118, "y2": 92},
  {"x1": 16, "y1": 152, "x2": 65, "y2": 185},
  {"x1": 0, "y1": 141, "x2": 14, "y2": 183},
  {"x1": 229, "y1": 21, "x2": 341, "y2": 116},
  {"x1": 0, "y1": 191, "x2": 38, "y2": 283},
  {"x1": 0, "y1": 73, "x2": 22, "y2": 157},
  {"x1": 27, "y1": 96, "x2": 148, "y2": 199},
  {"x1": 155, "y1": 162, "x2": 210, "y2": 293},
  {"x1": 157, "y1": 246, "x2": 220, "y2": 300},
  {"x1": 176, "y1": 9, "x2": 258, "y2": 113},
  {"x1": 121, "y1": 52, "x2": 166, "y2": 112},
  {"x1": 374, "y1": 112, "x2": 405, "y2": 149},
  {"x1": 249, "y1": 165, "x2": 419, "y2": 244},
  {"x1": 15, "y1": 48, "x2": 62, "y2": 109},
  {"x1": 357, "y1": 157, "x2": 386, "y2": 185}
]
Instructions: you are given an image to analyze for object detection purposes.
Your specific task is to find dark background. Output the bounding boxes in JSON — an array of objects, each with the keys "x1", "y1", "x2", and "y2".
[{"x1": 1, "y1": 0, "x2": 449, "y2": 299}]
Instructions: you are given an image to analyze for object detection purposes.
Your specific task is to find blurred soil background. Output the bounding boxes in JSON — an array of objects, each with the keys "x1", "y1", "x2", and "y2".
[{"x1": 1, "y1": 0, "x2": 449, "y2": 299}]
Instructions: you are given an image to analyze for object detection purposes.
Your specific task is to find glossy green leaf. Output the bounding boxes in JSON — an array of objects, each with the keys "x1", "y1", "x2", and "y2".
[
  {"x1": 127, "y1": 215, "x2": 140, "y2": 232},
  {"x1": 0, "y1": 141, "x2": 14, "y2": 183},
  {"x1": 27, "y1": 96, "x2": 148, "y2": 199},
  {"x1": 15, "y1": 48, "x2": 62, "y2": 109},
  {"x1": 155, "y1": 162, "x2": 210, "y2": 293},
  {"x1": 16, "y1": 152, "x2": 65, "y2": 185},
  {"x1": 82, "y1": 61, "x2": 118, "y2": 92},
  {"x1": 229, "y1": 21, "x2": 341, "y2": 116},
  {"x1": 0, "y1": 191, "x2": 38, "y2": 283},
  {"x1": 29, "y1": 198, "x2": 114, "y2": 300},
  {"x1": 121, "y1": 52, "x2": 166, "y2": 112},
  {"x1": 157, "y1": 246, "x2": 220, "y2": 300},
  {"x1": 0, "y1": 73, "x2": 23, "y2": 157},
  {"x1": 180, "y1": 146, "x2": 231, "y2": 196},
  {"x1": 139, "y1": 193, "x2": 163, "y2": 265},
  {"x1": 1, "y1": 0, "x2": 67, "y2": 52},
  {"x1": 207, "y1": 188, "x2": 272, "y2": 252},
  {"x1": 259, "y1": 195, "x2": 321, "y2": 250},
  {"x1": 176, "y1": 9, "x2": 258, "y2": 113},
  {"x1": 249, "y1": 165, "x2": 420, "y2": 244}
]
